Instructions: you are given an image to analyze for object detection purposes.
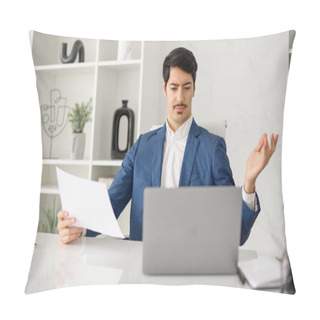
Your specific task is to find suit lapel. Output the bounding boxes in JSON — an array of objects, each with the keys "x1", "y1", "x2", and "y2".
[
  {"x1": 151, "y1": 124, "x2": 166, "y2": 187},
  {"x1": 179, "y1": 120, "x2": 201, "y2": 186}
]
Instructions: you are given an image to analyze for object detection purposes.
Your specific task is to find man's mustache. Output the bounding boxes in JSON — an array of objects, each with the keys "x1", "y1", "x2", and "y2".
[{"x1": 174, "y1": 104, "x2": 187, "y2": 108}]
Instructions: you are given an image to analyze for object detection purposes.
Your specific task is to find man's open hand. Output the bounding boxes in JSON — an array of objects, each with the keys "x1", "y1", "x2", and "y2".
[{"x1": 244, "y1": 133, "x2": 279, "y2": 193}]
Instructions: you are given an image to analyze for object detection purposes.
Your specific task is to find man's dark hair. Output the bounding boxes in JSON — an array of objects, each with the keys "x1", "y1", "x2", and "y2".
[{"x1": 163, "y1": 47, "x2": 198, "y2": 88}]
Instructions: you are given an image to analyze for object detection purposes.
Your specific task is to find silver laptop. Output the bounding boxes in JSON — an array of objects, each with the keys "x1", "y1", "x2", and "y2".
[{"x1": 142, "y1": 186, "x2": 242, "y2": 275}]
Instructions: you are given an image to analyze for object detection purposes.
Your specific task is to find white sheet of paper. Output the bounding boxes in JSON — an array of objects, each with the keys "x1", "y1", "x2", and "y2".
[
  {"x1": 56, "y1": 167, "x2": 124, "y2": 239},
  {"x1": 238, "y1": 255, "x2": 282, "y2": 289}
]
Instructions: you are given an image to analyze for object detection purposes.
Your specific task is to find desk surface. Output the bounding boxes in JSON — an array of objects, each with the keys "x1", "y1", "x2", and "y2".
[{"x1": 25, "y1": 233, "x2": 278, "y2": 294}]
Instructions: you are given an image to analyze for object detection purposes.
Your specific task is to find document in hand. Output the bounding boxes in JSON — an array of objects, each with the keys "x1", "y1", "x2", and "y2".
[{"x1": 56, "y1": 167, "x2": 124, "y2": 239}]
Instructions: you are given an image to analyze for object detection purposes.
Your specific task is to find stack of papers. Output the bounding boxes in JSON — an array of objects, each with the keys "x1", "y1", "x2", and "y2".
[
  {"x1": 238, "y1": 255, "x2": 282, "y2": 289},
  {"x1": 56, "y1": 168, "x2": 124, "y2": 239}
]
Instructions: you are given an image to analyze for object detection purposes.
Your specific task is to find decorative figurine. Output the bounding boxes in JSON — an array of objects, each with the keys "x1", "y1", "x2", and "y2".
[{"x1": 60, "y1": 40, "x2": 85, "y2": 63}]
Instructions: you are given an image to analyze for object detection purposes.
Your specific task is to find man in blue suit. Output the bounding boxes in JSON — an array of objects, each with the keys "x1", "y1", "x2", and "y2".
[{"x1": 58, "y1": 47, "x2": 278, "y2": 245}]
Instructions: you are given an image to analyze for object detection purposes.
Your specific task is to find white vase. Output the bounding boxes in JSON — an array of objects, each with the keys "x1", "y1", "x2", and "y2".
[
  {"x1": 117, "y1": 41, "x2": 134, "y2": 60},
  {"x1": 70, "y1": 133, "x2": 85, "y2": 159}
]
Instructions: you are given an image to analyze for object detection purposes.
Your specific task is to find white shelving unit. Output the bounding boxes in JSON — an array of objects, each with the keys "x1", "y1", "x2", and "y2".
[{"x1": 31, "y1": 31, "x2": 146, "y2": 235}]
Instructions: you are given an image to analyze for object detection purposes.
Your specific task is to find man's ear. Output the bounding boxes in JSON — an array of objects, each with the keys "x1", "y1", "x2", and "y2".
[
  {"x1": 193, "y1": 83, "x2": 196, "y2": 97},
  {"x1": 163, "y1": 80, "x2": 167, "y2": 96}
]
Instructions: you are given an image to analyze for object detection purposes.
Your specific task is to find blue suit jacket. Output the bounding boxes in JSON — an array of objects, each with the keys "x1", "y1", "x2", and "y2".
[{"x1": 87, "y1": 119, "x2": 260, "y2": 245}]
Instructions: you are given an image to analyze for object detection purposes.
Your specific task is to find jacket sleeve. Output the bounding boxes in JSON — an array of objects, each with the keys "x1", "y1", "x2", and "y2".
[{"x1": 240, "y1": 195, "x2": 260, "y2": 245}]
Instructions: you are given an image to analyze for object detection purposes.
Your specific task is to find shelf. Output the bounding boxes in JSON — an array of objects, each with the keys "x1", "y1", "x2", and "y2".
[
  {"x1": 42, "y1": 159, "x2": 123, "y2": 167},
  {"x1": 41, "y1": 186, "x2": 59, "y2": 195},
  {"x1": 98, "y1": 59, "x2": 141, "y2": 71},
  {"x1": 34, "y1": 60, "x2": 141, "y2": 74},
  {"x1": 35, "y1": 62, "x2": 96, "y2": 75},
  {"x1": 92, "y1": 160, "x2": 122, "y2": 167},
  {"x1": 42, "y1": 159, "x2": 91, "y2": 165},
  {"x1": 42, "y1": 159, "x2": 122, "y2": 167}
]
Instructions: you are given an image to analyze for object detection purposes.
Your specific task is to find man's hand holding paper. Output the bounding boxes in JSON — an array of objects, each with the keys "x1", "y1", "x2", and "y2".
[
  {"x1": 57, "y1": 210, "x2": 83, "y2": 244},
  {"x1": 56, "y1": 168, "x2": 124, "y2": 244}
]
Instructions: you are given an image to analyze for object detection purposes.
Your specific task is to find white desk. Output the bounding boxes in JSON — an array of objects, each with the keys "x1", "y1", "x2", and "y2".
[{"x1": 25, "y1": 232, "x2": 279, "y2": 294}]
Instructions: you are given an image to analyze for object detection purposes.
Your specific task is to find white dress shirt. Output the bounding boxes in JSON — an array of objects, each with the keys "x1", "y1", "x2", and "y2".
[
  {"x1": 161, "y1": 116, "x2": 193, "y2": 189},
  {"x1": 161, "y1": 116, "x2": 257, "y2": 211}
]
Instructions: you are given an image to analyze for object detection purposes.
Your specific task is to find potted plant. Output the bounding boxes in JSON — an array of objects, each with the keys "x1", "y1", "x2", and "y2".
[{"x1": 68, "y1": 98, "x2": 93, "y2": 159}]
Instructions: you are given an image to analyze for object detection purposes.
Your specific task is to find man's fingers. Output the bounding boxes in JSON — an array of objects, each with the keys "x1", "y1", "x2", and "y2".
[
  {"x1": 255, "y1": 133, "x2": 279, "y2": 154},
  {"x1": 57, "y1": 217, "x2": 76, "y2": 231},
  {"x1": 274, "y1": 134, "x2": 279, "y2": 151},
  {"x1": 262, "y1": 134, "x2": 269, "y2": 154},
  {"x1": 57, "y1": 210, "x2": 69, "y2": 221},
  {"x1": 57, "y1": 211, "x2": 83, "y2": 244},
  {"x1": 269, "y1": 133, "x2": 279, "y2": 154},
  {"x1": 255, "y1": 134, "x2": 266, "y2": 152},
  {"x1": 60, "y1": 226, "x2": 83, "y2": 237},
  {"x1": 60, "y1": 232, "x2": 82, "y2": 245},
  {"x1": 271, "y1": 134, "x2": 276, "y2": 151}
]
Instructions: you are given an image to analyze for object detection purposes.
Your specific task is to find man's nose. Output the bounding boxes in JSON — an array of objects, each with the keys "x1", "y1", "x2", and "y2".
[{"x1": 176, "y1": 87, "x2": 184, "y2": 102}]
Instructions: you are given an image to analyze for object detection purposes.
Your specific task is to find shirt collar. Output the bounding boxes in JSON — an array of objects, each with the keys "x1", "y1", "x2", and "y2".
[{"x1": 166, "y1": 116, "x2": 193, "y2": 139}]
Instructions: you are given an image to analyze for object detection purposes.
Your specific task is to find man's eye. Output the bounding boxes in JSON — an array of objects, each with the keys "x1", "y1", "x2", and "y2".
[
  {"x1": 170, "y1": 87, "x2": 177, "y2": 91},
  {"x1": 185, "y1": 87, "x2": 191, "y2": 90}
]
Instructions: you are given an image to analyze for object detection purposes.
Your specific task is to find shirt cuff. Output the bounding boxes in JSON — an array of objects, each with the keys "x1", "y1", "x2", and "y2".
[
  {"x1": 81, "y1": 228, "x2": 87, "y2": 237},
  {"x1": 242, "y1": 186, "x2": 258, "y2": 212}
]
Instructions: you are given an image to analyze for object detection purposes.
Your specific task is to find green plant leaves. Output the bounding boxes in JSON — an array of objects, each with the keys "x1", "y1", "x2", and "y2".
[
  {"x1": 68, "y1": 98, "x2": 93, "y2": 133},
  {"x1": 38, "y1": 196, "x2": 61, "y2": 234}
]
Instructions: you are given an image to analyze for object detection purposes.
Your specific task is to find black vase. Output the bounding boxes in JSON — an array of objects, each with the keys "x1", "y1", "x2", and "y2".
[{"x1": 111, "y1": 100, "x2": 135, "y2": 159}]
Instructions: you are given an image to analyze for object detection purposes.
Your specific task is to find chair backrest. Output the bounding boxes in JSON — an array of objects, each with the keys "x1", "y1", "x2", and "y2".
[
  {"x1": 198, "y1": 120, "x2": 227, "y2": 139},
  {"x1": 149, "y1": 124, "x2": 163, "y2": 131}
]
